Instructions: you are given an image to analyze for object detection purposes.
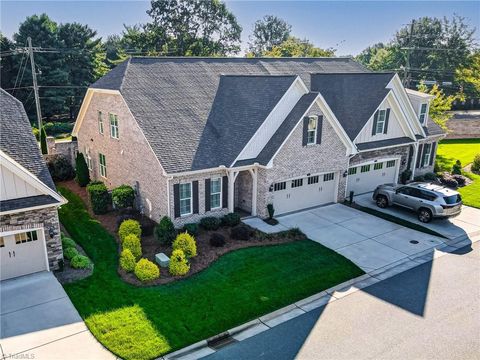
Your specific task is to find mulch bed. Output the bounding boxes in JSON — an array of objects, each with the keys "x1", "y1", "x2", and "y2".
[{"x1": 57, "y1": 180, "x2": 305, "y2": 286}]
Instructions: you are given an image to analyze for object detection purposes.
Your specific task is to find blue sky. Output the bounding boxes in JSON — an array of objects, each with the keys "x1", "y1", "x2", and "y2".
[{"x1": 1, "y1": 1, "x2": 479, "y2": 56}]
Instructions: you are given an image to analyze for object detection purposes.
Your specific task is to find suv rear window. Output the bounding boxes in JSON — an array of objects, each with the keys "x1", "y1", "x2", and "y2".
[{"x1": 444, "y1": 194, "x2": 461, "y2": 204}]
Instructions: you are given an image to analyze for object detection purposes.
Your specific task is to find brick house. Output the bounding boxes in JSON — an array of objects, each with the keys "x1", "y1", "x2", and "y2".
[
  {"x1": 0, "y1": 89, "x2": 66, "y2": 280},
  {"x1": 72, "y1": 57, "x2": 445, "y2": 227}
]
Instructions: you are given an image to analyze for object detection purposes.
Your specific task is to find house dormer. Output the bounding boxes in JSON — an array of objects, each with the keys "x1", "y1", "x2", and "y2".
[{"x1": 405, "y1": 88, "x2": 435, "y2": 127}]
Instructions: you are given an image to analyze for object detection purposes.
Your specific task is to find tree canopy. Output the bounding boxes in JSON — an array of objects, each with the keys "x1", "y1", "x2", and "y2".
[
  {"x1": 261, "y1": 36, "x2": 334, "y2": 58},
  {"x1": 247, "y1": 15, "x2": 291, "y2": 57}
]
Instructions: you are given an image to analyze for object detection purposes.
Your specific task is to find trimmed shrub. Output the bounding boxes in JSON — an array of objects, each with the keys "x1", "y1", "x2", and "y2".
[
  {"x1": 414, "y1": 175, "x2": 425, "y2": 182},
  {"x1": 210, "y1": 233, "x2": 226, "y2": 247},
  {"x1": 119, "y1": 248, "x2": 136, "y2": 272},
  {"x1": 452, "y1": 160, "x2": 462, "y2": 175},
  {"x1": 87, "y1": 181, "x2": 110, "y2": 214},
  {"x1": 267, "y1": 204, "x2": 275, "y2": 219},
  {"x1": 424, "y1": 172, "x2": 437, "y2": 181},
  {"x1": 112, "y1": 184, "x2": 135, "y2": 209},
  {"x1": 40, "y1": 126, "x2": 48, "y2": 154},
  {"x1": 183, "y1": 223, "x2": 199, "y2": 236},
  {"x1": 75, "y1": 153, "x2": 90, "y2": 187},
  {"x1": 472, "y1": 154, "x2": 480, "y2": 172},
  {"x1": 118, "y1": 219, "x2": 142, "y2": 242},
  {"x1": 134, "y1": 258, "x2": 160, "y2": 282},
  {"x1": 200, "y1": 216, "x2": 221, "y2": 231},
  {"x1": 222, "y1": 213, "x2": 241, "y2": 227},
  {"x1": 230, "y1": 225, "x2": 253, "y2": 241},
  {"x1": 400, "y1": 169, "x2": 412, "y2": 184},
  {"x1": 169, "y1": 249, "x2": 190, "y2": 276},
  {"x1": 154, "y1": 216, "x2": 176, "y2": 245},
  {"x1": 47, "y1": 155, "x2": 75, "y2": 181},
  {"x1": 62, "y1": 237, "x2": 76, "y2": 249},
  {"x1": 439, "y1": 172, "x2": 459, "y2": 189},
  {"x1": 123, "y1": 234, "x2": 142, "y2": 259},
  {"x1": 71, "y1": 255, "x2": 91, "y2": 269},
  {"x1": 452, "y1": 174, "x2": 467, "y2": 186},
  {"x1": 173, "y1": 232, "x2": 197, "y2": 258},
  {"x1": 64, "y1": 247, "x2": 79, "y2": 260}
]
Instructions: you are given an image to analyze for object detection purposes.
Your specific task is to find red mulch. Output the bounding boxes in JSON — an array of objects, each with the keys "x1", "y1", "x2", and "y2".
[{"x1": 58, "y1": 180, "x2": 304, "y2": 286}]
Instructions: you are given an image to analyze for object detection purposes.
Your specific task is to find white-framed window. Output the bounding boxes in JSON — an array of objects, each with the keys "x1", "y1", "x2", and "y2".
[
  {"x1": 323, "y1": 172, "x2": 335, "y2": 181},
  {"x1": 361, "y1": 165, "x2": 371, "y2": 173},
  {"x1": 308, "y1": 175, "x2": 319, "y2": 184},
  {"x1": 109, "y1": 113, "x2": 119, "y2": 139},
  {"x1": 98, "y1": 111, "x2": 104, "y2": 134},
  {"x1": 386, "y1": 160, "x2": 396, "y2": 168},
  {"x1": 292, "y1": 179, "x2": 303, "y2": 188},
  {"x1": 210, "y1": 177, "x2": 222, "y2": 210},
  {"x1": 99, "y1": 153, "x2": 107, "y2": 178},
  {"x1": 179, "y1": 182, "x2": 192, "y2": 216},
  {"x1": 375, "y1": 109, "x2": 387, "y2": 134},
  {"x1": 85, "y1": 147, "x2": 92, "y2": 170},
  {"x1": 419, "y1": 103, "x2": 428, "y2": 124},
  {"x1": 15, "y1": 230, "x2": 38, "y2": 244},
  {"x1": 348, "y1": 167, "x2": 357, "y2": 175},
  {"x1": 274, "y1": 182, "x2": 286, "y2": 191},
  {"x1": 422, "y1": 143, "x2": 432, "y2": 167},
  {"x1": 374, "y1": 162, "x2": 383, "y2": 170},
  {"x1": 307, "y1": 116, "x2": 318, "y2": 145}
]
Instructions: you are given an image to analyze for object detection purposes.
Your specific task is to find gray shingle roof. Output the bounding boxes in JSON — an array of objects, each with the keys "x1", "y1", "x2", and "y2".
[
  {"x1": 356, "y1": 137, "x2": 415, "y2": 151},
  {"x1": 0, "y1": 89, "x2": 56, "y2": 190},
  {"x1": 310, "y1": 73, "x2": 395, "y2": 141},
  {"x1": 90, "y1": 57, "x2": 368, "y2": 173},
  {"x1": 0, "y1": 195, "x2": 58, "y2": 213},
  {"x1": 424, "y1": 121, "x2": 445, "y2": 137}
]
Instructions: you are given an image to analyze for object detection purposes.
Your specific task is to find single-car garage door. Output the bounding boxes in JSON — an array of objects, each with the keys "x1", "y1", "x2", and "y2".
[
  {"x1": 0, "y1": 229, "x2": 48, "y2": 281},
  {"x1": 272, "y1": 172, "x2": 338, "y2": 215},
  {"x1": 347, "y1": 159, "x2": 399, "y2": 195}
]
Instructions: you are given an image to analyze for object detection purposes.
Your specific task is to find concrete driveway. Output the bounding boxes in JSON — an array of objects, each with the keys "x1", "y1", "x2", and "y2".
[
  {"x1": 0, "y1": 272, "x2": 114, "y2": 360},
  {"x1": 354, "y1": 192, "x2": 480, "y2": 241},
  {"x1": 244, "y1": 204, "x2": 451, "y2": 273}
]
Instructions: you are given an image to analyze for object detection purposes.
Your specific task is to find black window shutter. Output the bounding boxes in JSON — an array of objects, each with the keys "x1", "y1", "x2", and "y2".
[
  {"x1": 173, "y1": 184, "x2": 180, "y2": 218},
  {"x1": 192, "y1": 181, "x2": 199, "y2": 214},
  {"x1": 205, "y1": 178, "x2": 211, "y2": 212},
  {"x1": 372, "y1": 110, "x2": 379, "y2": 135},
  {"x1": 316, "y1": 115, "x2": 323, "y2": 145},
  {"x1": 429, "y1": 142, "x2": 436, "y2": 166},
  {"x1": 222, "y1": 176, "x2": 228, "y2": 208},
  {"x1": 416, "y1": 144, "x2": 424, "y2": 168},
  {"x1": 302, "y1": 117, "x2": 309, "y2": 146},
  {"x1": 384, "y1": 109, "x2": 390, "y2": 134}
]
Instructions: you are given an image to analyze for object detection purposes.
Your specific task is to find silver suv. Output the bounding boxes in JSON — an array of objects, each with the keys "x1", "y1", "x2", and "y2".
[{"x1": 372, "y1": 182, "x2": 462, "y2": 223}]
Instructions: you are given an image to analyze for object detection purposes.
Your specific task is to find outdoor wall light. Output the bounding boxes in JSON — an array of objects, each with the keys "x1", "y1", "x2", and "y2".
[
  {"x1": 401, "y1": 158, "x2": 407, "y2": 166},
  {"x1": 343, "y1": 170, "x2": 348, "y2": 178},
  {"x1": 49, "y1": 227, "x2": 55, "y2": 239},
  {"x1": 269, "y1": 184, "x2": 274, "y2": 192}
]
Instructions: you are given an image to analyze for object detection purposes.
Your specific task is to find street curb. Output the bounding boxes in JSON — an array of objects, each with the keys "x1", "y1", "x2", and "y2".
[{"x1": 164, "y1": 235, "x2": 480, "y2": 359}]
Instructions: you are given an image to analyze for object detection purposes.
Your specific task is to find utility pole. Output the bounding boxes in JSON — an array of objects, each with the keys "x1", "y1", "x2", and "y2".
[
  {"x1": 404, "y1": 20, "x2": 415, "y2": 88},
  {"x1": 27, "y1": 37, "x2": 43, "y2": 135}
]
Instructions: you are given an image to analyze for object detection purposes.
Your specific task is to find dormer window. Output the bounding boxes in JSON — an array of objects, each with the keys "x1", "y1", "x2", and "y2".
[
  {"x1": 375, "y1": 109, "x2": 387, "y2": 133},
  {"x1": 307, "y1": 116, "x2": 318, "y2": 145},
  {"x1": 419, "y1": 103, "x2": 428, "y2": 124}
]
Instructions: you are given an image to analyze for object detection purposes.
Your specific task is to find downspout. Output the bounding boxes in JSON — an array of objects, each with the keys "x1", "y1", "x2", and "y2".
[{"x1": 411, "y1": 142, "x2": 419, "y2": 180}]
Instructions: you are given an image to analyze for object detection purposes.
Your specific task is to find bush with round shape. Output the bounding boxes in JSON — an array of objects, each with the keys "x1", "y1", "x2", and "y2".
[
  {"x1": 169, "y1": 249, "x2": 190, "y2": 276},
  {"x1": 154, "y1": 216, "x2": 176, "y2": 245},
  {"x1": 75, "y1": 153, "x2": 90, "y2": 187},
  {"x1": 123, "y1": 234, "x2": 142, "y2": 259},
  {"x1": 118, "y1": 219, "x2": 142, "y2": 242},
  {"x1": 424, "y1": 172, "x2": 437, "y2": 181},
  {"x1": 62, "y1": 237, "x2": 76, "y2": 249},
  {"x1": 173, "y1": 232, "x2": 197, "y2": 258},
  {"x1": 134, "y1": 258, "x2": 160, "y2": 282},
  {"x1": 222, "y1": 213, "x2": 241, "y2": 227},
  {"x1": 47, "y1": 155, "x2": 75, "y2": 181},
  {"x1": 414, "y1": 175, "x2": 425, "y2": 182},
  {"x1": 210, "y1": 233, "x2": 225, "y2": 247},
  {"x1": 200, "y1": 216, "x2": 221, "y2": 231},
  {"x1": 86, "y1": 181, "x2": 110, "y2": 214},
  {"x1": 452, "y1": 160, "x2": 462, "y2": 175},
  {"x1": 64, "y1": 247, "x2": 79, "y2": 260},
  {"x1": 71, "y1": 255, "x2": 91, "y2": 269},
  {"x1": 112, "y1": 184, "x2": 135, "y2": 209},
  {"x1": 120, "y1": 248, "x2": 136, "y2": 272},
  {"x1": 230, "y1": 225, "x2": 252, "y2": 241},
  {"x1": 183, "y1": 223, "x2": 199, "y2": 236},
  {"x1": 472, "y1": 154, "x2": 480, "y2": 172},
  {"x1": 452, "y1": 174, "x2": 467, "y2": 186},
  {"x1": 400, "y1": 169, "x2": 412, "y2": 184}
]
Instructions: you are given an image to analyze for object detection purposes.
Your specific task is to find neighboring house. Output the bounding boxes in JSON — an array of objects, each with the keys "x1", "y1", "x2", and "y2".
[
  {"x1": 446, "y1": 110, "x2": 480, "y2": 139},
  {"x1": 0, "y1": 89, "x2": 66, "y2": 281},
  {"x1": 72, "y1": 57, "x2": 445, "y2": 226}
]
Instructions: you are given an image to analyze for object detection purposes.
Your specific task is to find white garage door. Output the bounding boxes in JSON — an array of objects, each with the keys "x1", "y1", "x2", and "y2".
[
  {"x1": 0, "y1": 229, "x2": 48, "y2": 281},
  {"x1": 272, "y1": 172, "x2": 338, "y2": 215},
  {"x1": 347, "y1": 159, "x2": 399, "y2": 196}
]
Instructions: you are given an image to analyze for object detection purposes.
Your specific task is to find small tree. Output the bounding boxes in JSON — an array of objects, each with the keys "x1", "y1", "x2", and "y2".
[
  {"x1": 118, "y1": 219, "x2": 142, "y2": 242},
  {"x1": 123, "y1": 234, "x2": 142, "y2": 259},
  {"x1": 154, "y1": 216, "x2": 176, "y2": 245},
  {"x1": 86, "y1": 181, "x2": 110, "y2": 214},
  {"x1": 75, "y1": 153, "x2": 90, "y2": 187},
  {"x1": 169, "y1": 249, "x2": 190, "y2": 276},
  {"x1": 267, "y1": 204, "x2": 275, "y2": 219},
  {"x1": 120, "y1": 248, "x2": 136, "y2": 272},
  {"x1": 112, "y1": 184, "x2": 135, "y2": 209},
  {"x1": 452, "y1": 160, "x2": 462, "y2": 175},
  {"x1": 173, "y1": 232, "x2": 197, "y2": 258},
  {"x1": 40, "y1": 126, "x2": 48, "y2": 155}
]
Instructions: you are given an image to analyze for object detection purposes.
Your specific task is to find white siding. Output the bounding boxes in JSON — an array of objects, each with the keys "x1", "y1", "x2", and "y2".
[
  {"x1": 0, "y1": 164, "x2": 42, "y2": 201},
  {"x1": 237, "y1": 79, "x2": 307, "y2": 161},
  {"x1": 407, "y1": 94, "x2": 429, "y2": 126},
  {"x1": 355, "y1": 95, "x2": 409, "y2": 144}
]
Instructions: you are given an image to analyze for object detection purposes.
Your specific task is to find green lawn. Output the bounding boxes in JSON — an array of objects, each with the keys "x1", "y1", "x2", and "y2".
[
  {"x1": 436, "y1": 138, "x2": 480, "y2": 208},
  {"x1": 58, "y1": 187, "x2": 363, "y2": 360}
]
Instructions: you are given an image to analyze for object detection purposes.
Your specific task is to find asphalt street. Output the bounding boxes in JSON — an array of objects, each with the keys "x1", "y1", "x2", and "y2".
[{"x1": 204, "y1": 242, "x2": 480, "y2": 360}]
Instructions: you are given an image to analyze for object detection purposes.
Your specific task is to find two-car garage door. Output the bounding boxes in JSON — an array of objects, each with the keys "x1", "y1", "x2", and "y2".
[
  {"x1": 272, "y1": 172, "x2": 338, "y2": 215},
  {"x1": 346, "y1": 159, "x2": 399, "y2": 196}
]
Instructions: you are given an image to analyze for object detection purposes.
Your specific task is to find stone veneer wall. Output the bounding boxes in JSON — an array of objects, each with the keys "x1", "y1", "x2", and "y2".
[
  {"x1": 46, "y1": 137, "x2": 78, "y2": 166},
  {"x1": 256, "y1": 103, "x2": 350, "y2": 218},
  {"x1": 0, "y1": 206, "x2": 62, "y2": 270},
  {"x1": 415, "y1": 137, "x2": 443, "y2": 176}
]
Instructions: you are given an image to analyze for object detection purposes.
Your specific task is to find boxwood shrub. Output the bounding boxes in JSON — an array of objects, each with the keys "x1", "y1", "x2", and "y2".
[
  {"x1": 120, "y1": 248, "x2": 136, "y2": 272},
  {"x1": 64, "y1": 247, "x2": 79, "y2": 260},
  {"x1": 123, "y1": 234, "x2": 142, "y2": 259},
  {"x1": 118, "y1": 219, "x2": 142, "y2": 242},
  {"x1": 209, "y1": 233, "x2": 226, "y2": 247},
  {"x1": 169, "y1": 249, "x2": 190, "y2": 276},
  {"x1": 182, "y1": 223, "x2": 199, "y2": 236},
  {"x1": 112, "y1": 184, "x2": 135, "y2": 209},
  {"x1": 173, "y1": 232, "x2": 197, "y2": 258},
  {"x1": 155, "y1": 216, "x2": 176, "y2": 245},
  {"x1": 86, "y1": 181, "x2": 110, "y2": 214},
  {"x1": 134, "y1": 258, "x2": 160, "y2": 282},
  {"x1": 70, "y1": 255, "x2": 91, "y2": 269},
  {"x1": 62, "y1": 237, "x2": 76, "y2": 249},
  {"x1": 222, "y1": 213, "x2": 241, "y2": 227},
  {"x1": 200, "y1": 216, "x2": 221, "y2": 231},
  {"x1": 230, "y1": 225, "x2": 253, "y2": 241}
]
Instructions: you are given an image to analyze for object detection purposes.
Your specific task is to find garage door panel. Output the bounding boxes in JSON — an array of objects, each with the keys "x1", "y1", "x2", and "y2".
[{"x1": 347, "y1": 159, "x2": 398, "y2": 195}]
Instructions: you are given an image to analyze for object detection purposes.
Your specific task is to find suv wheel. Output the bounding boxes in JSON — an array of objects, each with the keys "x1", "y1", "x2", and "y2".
[
  {"x1": 418, "y1": 208, "x2": 433, "y2": 223},
  {"x1": 376, "y1": 195, "x2": 388, "y2": 208}
]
